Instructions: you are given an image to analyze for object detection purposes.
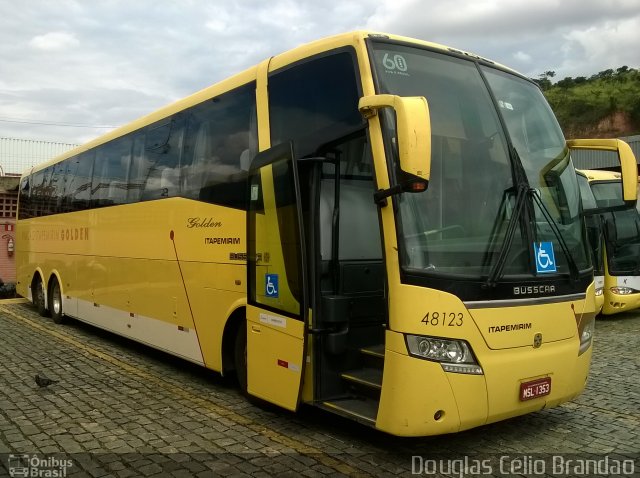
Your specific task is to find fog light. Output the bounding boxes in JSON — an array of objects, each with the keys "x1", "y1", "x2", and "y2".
[{"x1": 441, "y1": 363, "x2": 484, "y2": 374}]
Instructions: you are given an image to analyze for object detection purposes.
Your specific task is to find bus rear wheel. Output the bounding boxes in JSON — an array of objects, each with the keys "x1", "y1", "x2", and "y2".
[
  {"x1": 32, "y1": 277, "x2": 48, "y2": 317},
  {"x1": 48, "y1": 277, "x2": 66, "y2": 324}
]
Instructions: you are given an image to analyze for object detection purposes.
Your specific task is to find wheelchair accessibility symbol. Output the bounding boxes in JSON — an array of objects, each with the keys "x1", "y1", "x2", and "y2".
[
  {"x1": 534, "y1": 242, "x2": 557, "y2": 273},
  {"x1": 265, "y1": 274, "x2": 279, "y2": 298}
]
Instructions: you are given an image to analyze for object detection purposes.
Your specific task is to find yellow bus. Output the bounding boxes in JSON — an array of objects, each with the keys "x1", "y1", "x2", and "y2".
[
  {"x1": 16, "y1": 31, "x2": 638, "y2": 436},
  {"x1": 580, "y1": 169, "x2": 640, "y2": 315}
]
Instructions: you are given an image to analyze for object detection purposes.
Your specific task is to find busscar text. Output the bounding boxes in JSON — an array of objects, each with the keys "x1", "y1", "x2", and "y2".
[{"x1": 513, "y1": 285, "x2": 556, "y2": 296}]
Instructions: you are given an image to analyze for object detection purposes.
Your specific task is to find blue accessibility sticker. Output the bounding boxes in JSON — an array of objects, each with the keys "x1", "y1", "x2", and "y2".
[
  {"x1": 534, "y1": 242, "x2": 557, "y2": 273},
  {"x1": 265, "y1": 274, "x2": 279, "y2": 298}
]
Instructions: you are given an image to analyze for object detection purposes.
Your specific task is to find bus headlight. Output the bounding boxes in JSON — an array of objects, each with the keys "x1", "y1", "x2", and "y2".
[
  {"x1": 578, "y1": 318, "x2": 595, "y2": 356},
  {"x1": 594, "y1": 287, "x2": 603, "y2": 297},
  {"x1": 610, "y1": 286, "x2": 636, "y2": 295},
  {"x1": 405, "y1": 335, "x2": 483, "y2": 375}
]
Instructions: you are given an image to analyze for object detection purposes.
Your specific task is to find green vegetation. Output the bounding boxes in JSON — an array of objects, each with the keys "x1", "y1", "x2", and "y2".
[{"x1": 534, "y1": 67, "x2": 640, "y2": 138}]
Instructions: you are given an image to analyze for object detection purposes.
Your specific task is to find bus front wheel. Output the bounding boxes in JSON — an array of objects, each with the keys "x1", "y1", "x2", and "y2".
[
  {"x1": 48, "y1": 277, "x2": 66, "y2": 324},
  {"x1": 234, "y1": 321, "x2": 248, "y2": 393}
]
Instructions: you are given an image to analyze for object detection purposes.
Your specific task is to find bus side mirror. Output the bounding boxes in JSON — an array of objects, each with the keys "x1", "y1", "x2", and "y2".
[
  {"x1": 568, "y1": 139, "x2": 638, "y2": 208},
  {"x1": 359, "y1": 94, "x2": 432, "y2": 184}
]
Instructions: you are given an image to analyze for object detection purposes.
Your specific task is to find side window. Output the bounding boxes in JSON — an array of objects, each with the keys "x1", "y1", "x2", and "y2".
[
  {"x1": 31, "y1": 168, "x2": 53, "y2": 217},
  {"x1": 65, "y1": 152, "x2": 94, "y2": 212},
  {"x1": 141, "y1": 115, "x2": 185, "y2": 200},
  {"x1": 18, "y1": 175, "x2": 31, "y2": 219},
  {"x1": 269, "y1": 50, "x2": 362, "y2": 157},
  {"x1": 270, "y1": 50, "x2": 376, "y2": 249},
  {"x1": 591, "y1": 181, "x2": 624, "y2": 208},
  {"x1": 318, "y1": 134, "x2": 381, "y2": 262},
  {"x1": 43, "y1": 167, "x2": 55, "y2": 216},
  {"x1": 50, "y1": 161, "x2": 68, "y2": 214},
  {"x1": 182, "y1": 82, "x2": 257, "y2": 209},
  {"x1": 92, "y1": 136, "x2": 133, "y2": 207},
  {"x1": 127, "y1": 134, "x2": 146, "y2": 203},
  {"x1": 31, "y1": 170, "x2": 45, "y2": 217}
]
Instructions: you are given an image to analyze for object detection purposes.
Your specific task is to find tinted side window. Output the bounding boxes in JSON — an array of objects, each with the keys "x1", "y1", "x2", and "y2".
[
  {"x1": 141, "y1": 115, "x2": 185, "y2": 200},
  {"x1": 182, "y1": 82, "x2": 257, "y2": 209},
  {"x1": 31, "y1": 168, "x2": 54, "y2": 217},
  {"x1": 127, "y1": 134, "x2": 146, "y2": 203},
  {"x1": 592, "y1": 181, "x2": 624, "y2": 208},
  {"x1": 18, "y1": 175, "x2": 31, "y2": 219},
  {"x1": 269, "y1": 50, "x2": 362, "y2": 157},
  {"x1": 92, "y1": 136, "x2": 133, "y2": 207},
  {"x1": 65, "y1": 152, "x2": 94, "y2": 212},
  {"x1": 50, "y1": 161, "x2": 68, "y2": 214},
  {"x1": 31, "y1": 170, "x2": 44, "y2": 217}
]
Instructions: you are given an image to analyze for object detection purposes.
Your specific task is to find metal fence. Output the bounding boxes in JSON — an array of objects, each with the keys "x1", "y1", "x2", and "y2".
[{"x1": 0, "y1": 138, "x2": 79, "y2": 176}]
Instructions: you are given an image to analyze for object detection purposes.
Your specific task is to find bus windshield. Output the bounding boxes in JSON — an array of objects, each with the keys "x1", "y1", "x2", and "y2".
[
  {"x1": 370, "y1": 42, "x2": 590, "y2": 283},
  {"x1": 592, "y1": 181, "x2": 640, "y2": 275}
]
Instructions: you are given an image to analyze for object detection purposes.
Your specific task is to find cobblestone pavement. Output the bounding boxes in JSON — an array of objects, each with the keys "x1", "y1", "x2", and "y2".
[{"x1": 0, "y1": 301, "x2": 638, "y2": 477}]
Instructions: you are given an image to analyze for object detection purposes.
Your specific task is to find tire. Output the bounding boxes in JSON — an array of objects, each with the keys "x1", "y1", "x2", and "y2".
[
  {"x1": 32, "y1": 277, "x2": 48, "y2": 317},
  {"x1": 48, "y1": 277, "x2": 66, "y2": 324},
  {"x1": 234, "y1": 320, "x2": 248, "y2": 393}
]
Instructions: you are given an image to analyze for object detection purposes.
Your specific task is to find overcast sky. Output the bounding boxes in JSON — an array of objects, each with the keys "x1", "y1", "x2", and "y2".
[{"x1": 1, "y1": 0, "x2": 639, "y2": 147}]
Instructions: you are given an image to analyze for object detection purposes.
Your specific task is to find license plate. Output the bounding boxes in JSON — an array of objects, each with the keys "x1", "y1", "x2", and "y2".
[{"x1": 519, "y1": 377, "x2": 551, "y2": 401}]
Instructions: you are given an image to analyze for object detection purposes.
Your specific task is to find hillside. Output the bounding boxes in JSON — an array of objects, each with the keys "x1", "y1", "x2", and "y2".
[{"x1": 535, "y1": 67, "x2": 640, "y2": 139}]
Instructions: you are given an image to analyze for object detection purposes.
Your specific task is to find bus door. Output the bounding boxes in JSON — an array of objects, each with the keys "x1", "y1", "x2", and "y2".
[{"x1": 246, "y1": 143, "x2": 309, "y2": 411}]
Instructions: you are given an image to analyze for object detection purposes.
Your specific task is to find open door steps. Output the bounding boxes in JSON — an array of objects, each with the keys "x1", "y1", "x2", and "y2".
[{"x1": 321, "y1": 342, "x2": 385, "y2": 424}]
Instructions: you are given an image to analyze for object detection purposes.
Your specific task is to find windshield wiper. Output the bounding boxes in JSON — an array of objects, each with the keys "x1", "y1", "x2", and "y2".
[
  {"x1": 484, "y1": 142, "x2": 533, "y2": 288},
  {"x1": 484, "y1": 183, "x2": 530, "y2": 288}
]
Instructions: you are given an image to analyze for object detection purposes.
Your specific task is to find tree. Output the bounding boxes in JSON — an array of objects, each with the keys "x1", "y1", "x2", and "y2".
[
  {"x1": 534, "y1": 71, "x2": 556, "y2": 91},
  {"x1": 557, "y1": 77, "x2": 575, "y2": 88},
  {"x1": 598, "y1": 69, "x2": 614, "y2": 79},
  {"x1": 533, "y1": 77, "x2": 552, "y2": 90}
]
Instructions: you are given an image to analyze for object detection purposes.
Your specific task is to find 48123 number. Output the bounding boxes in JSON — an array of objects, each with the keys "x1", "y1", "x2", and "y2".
[{"x1": 421, "y1": 312, "x2": 464, "y2": 327}]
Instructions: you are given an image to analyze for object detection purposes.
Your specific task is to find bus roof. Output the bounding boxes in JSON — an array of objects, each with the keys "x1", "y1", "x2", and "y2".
[{"x1": 26, "y1": 30, "x2": 518, "y2": 176}]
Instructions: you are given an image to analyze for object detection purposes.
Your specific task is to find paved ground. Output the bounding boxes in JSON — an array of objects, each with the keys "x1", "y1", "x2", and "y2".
[{"x1": 0, "y1": 300, "x2": 638, "y2": 477}]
